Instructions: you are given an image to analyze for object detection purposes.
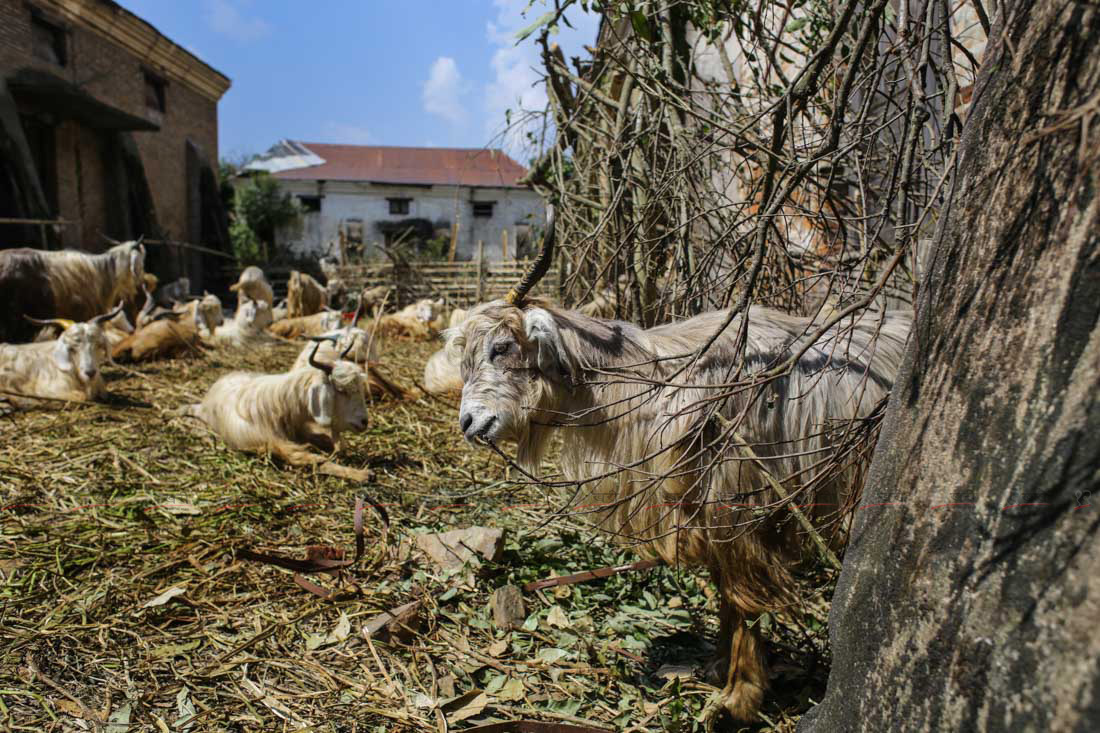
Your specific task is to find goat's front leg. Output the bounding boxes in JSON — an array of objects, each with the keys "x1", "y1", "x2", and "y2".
[
  {"x1": 702, "y1": 592, "x2": 767, "y2": 728},
  {"x1": 267, "y1": 439, "x2": 328, "y2": 467}
]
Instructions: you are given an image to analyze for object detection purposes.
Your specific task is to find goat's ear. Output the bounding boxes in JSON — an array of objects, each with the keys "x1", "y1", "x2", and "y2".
[
  {"x1": 307, "y1": 383, "x2": 335, "y2": 427},
  {"x1": 52, "y1": 340, "x2": 72, "y2": 372},
  {"x1": 524, "y1": 308, "x2": 572, "y2": 386}
]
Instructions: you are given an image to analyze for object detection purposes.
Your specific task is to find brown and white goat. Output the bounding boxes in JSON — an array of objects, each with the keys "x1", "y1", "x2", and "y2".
[
  {"x1": 228, "y1": 266, "x2": 274, "y2": 306},
  {"x1": 268, "y1": 309, "x2": 344, "y2": 339},
  {"x1": 174, "y1": 293, "x2": 224, "y2": 337},
  {"x1": 286, "y1": 270, "x2": 328, "y2": 318},
  {"x1": 189, "y1": 340, "x2": 369, "y2": 466},
  {"x1": 448, "y1": 299, "x2": 910, "y2": 721},
  {"x1": 0, "y1": 240, "x2": 145, "y2": 342},
  {"x1": 0, "y1": 305, "x2": 123, "y2": 408}
]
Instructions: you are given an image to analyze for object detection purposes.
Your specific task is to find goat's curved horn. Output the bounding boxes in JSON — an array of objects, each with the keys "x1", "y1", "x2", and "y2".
[
  {"x1": 307, "y1": 336, "x2": 337, "y2": 375},
  {"x1": 339, "y1": 335, "x2": 357, "y2": 360},
  {"x1": 139, "y1": 286, "x2": 156, "y2": 321},
  {"x1": 24, "y1": 314, "x2": 75, "y2": 329},
  {"x1": 134, "y1": 235, "x2": 145, "y2": 247},
  {"x1": 93, "y1": 301, "x2": 126, "y2": 325},
  {"x1": 504, "y1": 203, "x2": 556, "y2": 306},
  {"x1": 100, "y1": 232, "x2": 122, "y2": 246}
]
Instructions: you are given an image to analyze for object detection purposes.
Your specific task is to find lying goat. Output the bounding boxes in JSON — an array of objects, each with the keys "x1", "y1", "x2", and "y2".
[
  {"x1": 175, "y1": 293, "x2": 224, "y2": 337},
  {"x1": 113, "y1": 313, "x2": 203, "y2": 363},
  {"x1": 268, "y1": 309, "x2": 343, "y2": 339},
  {"x1": 189, "y1": 338, "x2": 368, "y2": 466},
  {"x1": 229, "y1": 266, "x2": 274, "y2": 306},
  {"x1": 369, "y1": 298, "x2": 446, "y2": 341},
  {"x1": 1, "y1": 305, "x2": 123, "y2": 407},
  {"x1": 0, "y1": 240, "x2": 145, "y2": 342},
  {"x1": 210, "y1": 298, "x2": 280, "y2": 348},
  {"x1": 423, "y1": 347, "x2": 462, "y2": 398}
]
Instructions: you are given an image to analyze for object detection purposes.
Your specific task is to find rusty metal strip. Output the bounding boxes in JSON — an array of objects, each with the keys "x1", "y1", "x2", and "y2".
[{"x1": 237, "y1": 493, "x2": 388, "y2": 577}]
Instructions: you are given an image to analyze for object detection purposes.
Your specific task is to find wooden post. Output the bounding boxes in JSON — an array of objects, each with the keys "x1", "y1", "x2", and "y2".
[
  {"x1": 501, "y1": 228, "x2": 508, "y2": 260},
  {"x1": 476, "y1": 240, "x2": 485, "y2": 303},
  {"x1": 448, "y1": 211, "x2": 460, "y2": 262}
]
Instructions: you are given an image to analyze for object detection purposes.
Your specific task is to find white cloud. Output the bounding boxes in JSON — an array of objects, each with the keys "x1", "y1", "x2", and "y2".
[
  {"x1": 483, "y1": 0, "x2": 599, "y2": 155},
  {"x1": 423, "y1": 57, "x2": 468, "y2": 126},
  {"x1": 322, "y1": 122, "x2": 373, "y2": 145},
  {"x1": 205, "y1": 0, "x2": 271, "y2": 43}
]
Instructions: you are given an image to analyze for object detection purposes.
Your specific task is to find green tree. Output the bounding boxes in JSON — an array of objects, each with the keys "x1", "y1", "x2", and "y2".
[{"x1": 229, "y1": 173, "x2": 299, "y2": 264}]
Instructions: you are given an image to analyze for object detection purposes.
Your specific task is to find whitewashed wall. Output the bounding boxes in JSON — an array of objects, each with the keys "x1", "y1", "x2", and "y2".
[{"x1": 273, "y1": 180, "x2": 543, "y2": 262}]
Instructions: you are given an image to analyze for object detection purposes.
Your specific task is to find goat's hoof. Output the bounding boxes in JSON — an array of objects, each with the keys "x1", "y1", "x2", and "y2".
[{"x1": 715, "y1": 678, "x2": 765, "y2": 723}]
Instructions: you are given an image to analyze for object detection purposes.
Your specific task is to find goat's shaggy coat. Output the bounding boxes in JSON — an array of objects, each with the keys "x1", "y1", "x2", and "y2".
[
  {"x1": 190, "y1": 360, "x2": 368, "y2": 466},
  {"x1": 286, "y1": 271, "x2": 328, "y2": 318},
  {"x1": 449, "y1": 300, "x2": 910, "y2": 721},
  {"x1": 0, "y1": 241, "x2": 145, "y2": 342},
  {"x1": 0, "y1": 321, "x2": 111, "y2": 408},
  {"x1": 423, "y1": 348, "x2": 463, "y2": 397}
]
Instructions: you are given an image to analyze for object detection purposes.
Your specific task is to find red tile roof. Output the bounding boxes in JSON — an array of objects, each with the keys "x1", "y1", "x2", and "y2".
[{"x1": 271, "y1": 142, "x2": 530, "y2": 188}]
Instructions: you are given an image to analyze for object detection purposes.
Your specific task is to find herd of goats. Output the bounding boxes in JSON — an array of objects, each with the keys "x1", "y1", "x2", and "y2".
[{"x1": 0, "y1": 218, "x2": 914, "y2": 723}]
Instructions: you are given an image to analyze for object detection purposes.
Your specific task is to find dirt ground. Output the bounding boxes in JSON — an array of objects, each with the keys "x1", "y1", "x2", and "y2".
[{"x1": 0, "y1": 336, "x2": 832, "y2": 732}]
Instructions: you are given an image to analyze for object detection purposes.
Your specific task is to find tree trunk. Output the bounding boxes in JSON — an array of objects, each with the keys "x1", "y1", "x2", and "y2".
[{"x1": 800, "y1": 2, "x2": 1100, "y2": 731}]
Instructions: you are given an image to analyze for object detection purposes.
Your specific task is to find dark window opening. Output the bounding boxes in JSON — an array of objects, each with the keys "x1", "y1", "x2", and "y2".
[
  {"x1": 144, "y1": 72, "x2": 167, "y2": 114},
  {"x1": 31, "y1": 13, "x2": 66, "y2": 66},
  {"x1": 472, "y1": 201, "x2": 495, "y2": 218},
  {"x1": 388, "y1": 197, "x2": 411, "y2": 215},
  {"x1": 298, "y1": 195, "x2": 321, "y2": 213}
]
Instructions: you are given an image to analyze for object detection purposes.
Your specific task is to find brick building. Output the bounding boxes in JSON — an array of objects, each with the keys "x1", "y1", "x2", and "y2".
[{"x1": 0, "y1": 0, "x2": 232, "y2": 289}]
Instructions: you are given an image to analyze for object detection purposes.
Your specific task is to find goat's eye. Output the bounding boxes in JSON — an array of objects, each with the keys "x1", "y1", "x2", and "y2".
[{"x1": 490, "y1": 342, "x2": 510, "y2": 360}]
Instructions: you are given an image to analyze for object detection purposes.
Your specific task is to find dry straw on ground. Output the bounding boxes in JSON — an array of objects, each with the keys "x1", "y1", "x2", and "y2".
[{"x1": 1, "y1": 340, "x2": 830, "y2": 732}]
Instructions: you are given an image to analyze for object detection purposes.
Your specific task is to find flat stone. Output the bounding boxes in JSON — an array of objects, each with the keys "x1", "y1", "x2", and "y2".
[
  {"x1": 415, "y1": 527, "x2": 504, "y2": 570},
  {"x1": 490, "y1": 584, "x2": 526, "y2": 630}
]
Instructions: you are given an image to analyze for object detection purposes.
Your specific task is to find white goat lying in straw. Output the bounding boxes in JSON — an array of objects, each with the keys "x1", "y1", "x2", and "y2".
[
  {"x1": 449, "y1": 298, "x2": 910, "y2": 722},
  {"x1": 188, "y1": 338, "x2": 369, "y2": 468},
  {"x1": 209, "y1": 298, "x2": 280, "y2": 348},
  {"x1": 0, "y1": 305, "x2": 123, "y2": 408}
]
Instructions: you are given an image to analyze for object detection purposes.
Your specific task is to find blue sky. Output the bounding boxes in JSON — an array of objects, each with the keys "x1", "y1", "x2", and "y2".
[{"x1": 117, "y1": 0, "x2": 599, "y2": 164}]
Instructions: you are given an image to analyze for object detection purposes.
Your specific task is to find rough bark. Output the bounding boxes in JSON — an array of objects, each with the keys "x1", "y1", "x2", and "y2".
[{"x1": 800, "y1": 2, "x2": 1100, "y2": 732}]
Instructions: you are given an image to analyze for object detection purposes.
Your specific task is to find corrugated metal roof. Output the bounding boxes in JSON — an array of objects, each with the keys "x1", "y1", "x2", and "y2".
[
  {"x1": 267, "y1": 142, "x2": 530, "y2": 188},
  {"x1": 244, "y1": 140, "x2": 326, "y2": 174}
]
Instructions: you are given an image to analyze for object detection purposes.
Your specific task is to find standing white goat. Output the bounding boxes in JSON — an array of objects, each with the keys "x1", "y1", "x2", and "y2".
[
  {"x1": 189, "y1": 338, "x2": 369, "y2": 466},
  {"x1": 446, "y1": 210, "x2": 911, "y2": 722},
  {"x1": 0, "y1": 305, "x2": 123, "y2": 408}
]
